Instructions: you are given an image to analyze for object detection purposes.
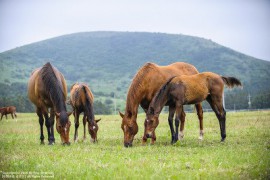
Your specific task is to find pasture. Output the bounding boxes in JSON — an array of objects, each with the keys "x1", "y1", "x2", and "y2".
[{"x1": 0, "y1": 111, "x2": 269, "y2": 179}]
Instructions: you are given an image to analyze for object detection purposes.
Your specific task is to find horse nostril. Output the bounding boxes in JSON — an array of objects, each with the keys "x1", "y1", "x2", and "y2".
[{"x1": 146, "y1": 134, "x2": 152, "y2": 138}]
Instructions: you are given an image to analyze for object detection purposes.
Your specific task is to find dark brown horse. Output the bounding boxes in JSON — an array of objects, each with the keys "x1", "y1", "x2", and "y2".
[
  {"x1": 120, "y1": 62, "x2": 204, "y2": 147},
  {"x1": 28, "y1": 62, "x2": 72, "y2": 145},
  {"x1": 70, "y1": 83, "x2": 101, "y2": 143},
  {"x1": 0, "y1": 106, "x2": 17, "y2": 120},
  {"x1": 144, "y1": 72, "x2": 242, "y2": 142}
]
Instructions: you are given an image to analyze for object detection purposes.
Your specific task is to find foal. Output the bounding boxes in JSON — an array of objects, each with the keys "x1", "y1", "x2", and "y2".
[
  {"x1": 70, "y1": 83, "x2": 101, "y2": 143},
  {"x1": 0, "y1": 106, "x2": 17, "y2": 120},
  {"x1": 145, "y1": 72, "x2": 242, "y2": 143}
]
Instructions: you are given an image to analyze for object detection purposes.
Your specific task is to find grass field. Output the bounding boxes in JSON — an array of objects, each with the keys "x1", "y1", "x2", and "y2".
[{"x1": 0, "y1": 111, "x2": 269, "y2": 179}]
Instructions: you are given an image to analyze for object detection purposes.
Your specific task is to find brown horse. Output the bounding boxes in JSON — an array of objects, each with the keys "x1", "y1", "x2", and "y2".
[
  {"x1": 120, "y1": 62, "x2": 204, "y2": 147},
  {"x1": 144, "y1": 72, "x2": 242, "y2": 143},
  {"x1": 0, "y1": 106, "x2": 17, "y2": 120},
  {"x1": 28, "y1": 62, "x2": 72, "y2": 145},
  {"x1": 70, "y1": 83, "x2": 101, "y2": 143}
]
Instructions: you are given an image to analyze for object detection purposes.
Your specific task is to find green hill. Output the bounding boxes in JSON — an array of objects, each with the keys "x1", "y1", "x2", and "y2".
[{"x1": 0, "y1": 31, "x2": 270, "y2": 112}]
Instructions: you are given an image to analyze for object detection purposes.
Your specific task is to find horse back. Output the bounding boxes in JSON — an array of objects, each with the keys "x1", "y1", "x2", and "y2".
[
  {"x1": 70, "y1": 83, "x2": 94, "y2": 110},
  {"x1": 27, "y1": 64, "x2": 67, "y2": 108},
  {"x1": 143, "y1": 62, "x2": 199, "y2": 100}
]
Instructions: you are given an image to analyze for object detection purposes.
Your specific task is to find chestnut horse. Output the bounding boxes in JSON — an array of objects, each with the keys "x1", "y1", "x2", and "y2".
[
  {"x1": 120, "y1": 62, "x2": 204, "y2": 147},
  {"x1": 28, "y1": 62, "x2": 72, "y2": 145},
  {"x1": 144, "y1": 72, "x2": 242, "y2": 143},
  {"x1": 0, "y1": 106, "x2": 17, "y2": 120},
  {"x1": 70, "y1": 83, "x2": 101, "y2": 143}
]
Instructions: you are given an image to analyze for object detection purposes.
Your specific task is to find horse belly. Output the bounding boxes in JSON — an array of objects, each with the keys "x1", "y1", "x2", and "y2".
[{"x1": 185, "y1": 92, "x2": 207, "y2": 105}]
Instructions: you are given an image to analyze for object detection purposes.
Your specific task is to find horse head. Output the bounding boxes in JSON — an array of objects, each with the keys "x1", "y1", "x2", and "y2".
[
  {"x1": 55, "y1": 111, "x2": 72, "y2": 145},
  {"x1": 119, "y1": 111, "x2": 138, "y2": 147},
  {"x1": 144, "y1": 107, "x2": 159, "y2": 138},
  {"x1": 88, "y1": 118, "x2": 101, "y2": 143}
]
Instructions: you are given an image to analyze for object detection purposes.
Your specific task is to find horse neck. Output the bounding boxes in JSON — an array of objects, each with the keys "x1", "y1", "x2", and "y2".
[
  {"x1": 150, "y1": 85, "x2": 170, "y2": 115},
  {"x1": 82, "y1": 87, "x2": 95, "y2": 122},
  {"x1": 125, "y1": 89, "x2": 144, "y2": 119},
  {"x1": 54, "y1": 95, "x2": 67, "y2": 113},
  {"x1": 83, "y1": 99, "x2": 95, "y2": 123}
]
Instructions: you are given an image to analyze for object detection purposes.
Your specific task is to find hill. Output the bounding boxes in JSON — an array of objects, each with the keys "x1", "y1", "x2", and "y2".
[{"x1": 0, "y1": 31, "x2": 270, "y2": 112}]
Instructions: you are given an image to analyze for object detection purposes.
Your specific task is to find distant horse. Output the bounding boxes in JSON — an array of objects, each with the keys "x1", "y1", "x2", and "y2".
[
  {"x1": 119, "y1": 62, "x2": 204, "y2": 147},
  {"x1": 28, "y1": 62, "x2": 72, "y2": 145},
  {"x1": 144, "y1": 72, "x2": 242, "y2": 143},
  {"x1": 0, "y1": 106, "x2": 17, "y2": 120},
  {"x1": 70, "y1": 83, "x2": 101, "y2": 143}
]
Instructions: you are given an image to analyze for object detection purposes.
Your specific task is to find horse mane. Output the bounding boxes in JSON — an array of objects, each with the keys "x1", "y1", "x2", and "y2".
[
  {"x1": 81, "y1": 84, "x2": 95, "y2": 123},
  {"x1": 149, "y1": 76, "x2": 176, "y2": 114},
  {"x1": 126, "y1": 63, "x2": 159, "y2": 114},
  {"x1": 73, "y1": 83, "x2": 95, "y2": 123},
  {"x1": 41, "y1": 62, "x2": 66, "y2": 112}
]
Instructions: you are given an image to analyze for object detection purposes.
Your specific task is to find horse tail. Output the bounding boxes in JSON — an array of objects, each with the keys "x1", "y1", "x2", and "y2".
[
  {"x1": 221, "y1": 76, "x2": 242, "y2": 88},
  {"x1": 82, "y1": 85, "x2": 95, "y2": 123}
]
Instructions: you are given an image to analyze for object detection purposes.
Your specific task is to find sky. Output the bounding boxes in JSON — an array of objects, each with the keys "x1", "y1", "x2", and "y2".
[{"x1": 0, "y1": 0, "x2": 270, "y2": 61}]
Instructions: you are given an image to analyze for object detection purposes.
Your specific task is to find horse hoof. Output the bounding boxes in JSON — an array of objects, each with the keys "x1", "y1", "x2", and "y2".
[
  {"x1": 40, "y1": 142, "x2": 45, "y2": 145},
  {"x1": 48, "y1": 142, "x2": 55, "y2": 145},
  {"x1": 220, "y1": 138, "x2": 226, "y2": 142}
]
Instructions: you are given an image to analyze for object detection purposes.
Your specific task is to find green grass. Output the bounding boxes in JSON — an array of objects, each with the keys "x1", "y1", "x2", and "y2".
[{"x1": 0, "y1": 111, "x2": 269, "y2": 179}]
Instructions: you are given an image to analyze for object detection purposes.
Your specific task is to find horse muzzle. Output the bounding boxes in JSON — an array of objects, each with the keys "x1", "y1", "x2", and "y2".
[
  {"x1": 146, "y1": 133, "x2": 152, "y2": 138},
  {"x1": 124, "y1": 142, "x2": 133, "y2": 148}
]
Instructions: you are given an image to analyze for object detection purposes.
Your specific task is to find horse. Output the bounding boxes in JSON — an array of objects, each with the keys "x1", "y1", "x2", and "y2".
[
  {"x1": 0, "y1": 106, "x2": 17, "y2": 120},
  {"x1": 70, "y1": 83, "x2": 101, "y2": 143},
  {"x1": 119, "y1": 62, "x2": 204, "y2": 147},
  {"x1": 144, "y1": 72, "x2": 242, "y2": 143},
  {"x1": 28, "y1": 62, "x2": 72, "y2": 145}
]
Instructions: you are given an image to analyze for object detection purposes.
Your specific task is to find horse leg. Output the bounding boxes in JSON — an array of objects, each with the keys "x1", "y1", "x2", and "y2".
[
  {"x1": 49, "y1": 109, "x2": 55, "y2": 144},
  {"x1": 83, "y1": 114, "x2": 87, "y2": 142},
  {"x1": 151, "y1": 130, "x2": 156, "y2": 145},
  {"x1": 142, "y1": 119, "x2": 148, "y2": 145},
  {"x1": 44, "y1": 111, "x2": 52, "y2": 145},
  {"x1": 195, "y1": 103, "x2": 204, "y2": 140},
  {"x1": 168, "y1": 105, "x2": 176, "y2": 144},
  {"x1": 74, "y1": 110, "x2": 80, "y2": 143},
  {"x1": 0, "y1": 114, "x2": 3, "y2": 120},
  {"x1": 37, "y1": 108, "x2": 45, "y2": 144},
  {"x1": 11, "y1": 113, "x2": 14, "y2": 119},
  {"x1": 178, "y1": 106, "x2": 185, "y2": 141},
  {"x1": 206, "y1": 95, "x2": 226, "y2": 142}
]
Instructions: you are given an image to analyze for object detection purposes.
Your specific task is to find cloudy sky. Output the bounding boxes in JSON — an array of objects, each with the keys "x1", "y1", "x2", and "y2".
[{"x1": 0, "y1": 0, "x2": 270, "y2": 61}]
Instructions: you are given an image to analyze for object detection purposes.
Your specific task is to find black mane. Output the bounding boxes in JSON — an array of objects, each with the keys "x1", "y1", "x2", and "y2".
[
  {"x1": 153, "y1": 76, "x2": 176, "y2": 105},
  {"x1": 82, "y1": 85, "x2": 95, "y2": 123},
  {"x1": 41, "y1": 62, "x2": 66, "y2": 112}
]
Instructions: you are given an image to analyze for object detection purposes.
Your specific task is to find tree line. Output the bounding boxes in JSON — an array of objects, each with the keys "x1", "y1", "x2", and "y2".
[{"x1": 0, "y1": 82, "x2": 269, "y2": 114}]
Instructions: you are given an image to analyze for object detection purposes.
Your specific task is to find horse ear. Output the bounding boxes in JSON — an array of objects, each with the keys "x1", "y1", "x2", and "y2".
[
  {"x1": 67, "y1": 111, "x2": 73, "y2": 116},
  {"x1": 95, "y1": 118, "x2": 101, "y2": 123},
  {"x1": 119, "y1": 111, "x2": 124, "y2": 118},
  {"x1": 55, "y1": 112, "x2": 60, "y2": 117},
  {"x1": 150, "y1": 107, "x2": 155, "y2": 115}
]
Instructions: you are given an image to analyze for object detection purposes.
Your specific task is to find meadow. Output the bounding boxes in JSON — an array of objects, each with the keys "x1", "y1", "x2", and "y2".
[{"x1": 0, "y1": 111, "x2": 269, "y2": 179}]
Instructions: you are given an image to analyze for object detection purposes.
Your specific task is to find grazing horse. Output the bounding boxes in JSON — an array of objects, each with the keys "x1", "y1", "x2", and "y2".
[
  {"x1": 144, "y1": 72, "x2": 242, "y2": 142},
  {"x1": 0, "y1": 106, "x2": 17, "y2": 120},
  {"x1": 28, "y1": 62, "x2": 72, "y2": 145},
  {"x1": 70, "y1": 83, "x2": 101, "y2": 143},
  {"x1": 120, "y1": 62, "x2": 204, "y2": 147}
]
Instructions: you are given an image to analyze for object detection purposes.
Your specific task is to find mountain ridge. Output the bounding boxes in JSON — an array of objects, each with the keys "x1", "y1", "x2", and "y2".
[{"x1": 0, "y1": 31, "x2": 269, "y2": 111}]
